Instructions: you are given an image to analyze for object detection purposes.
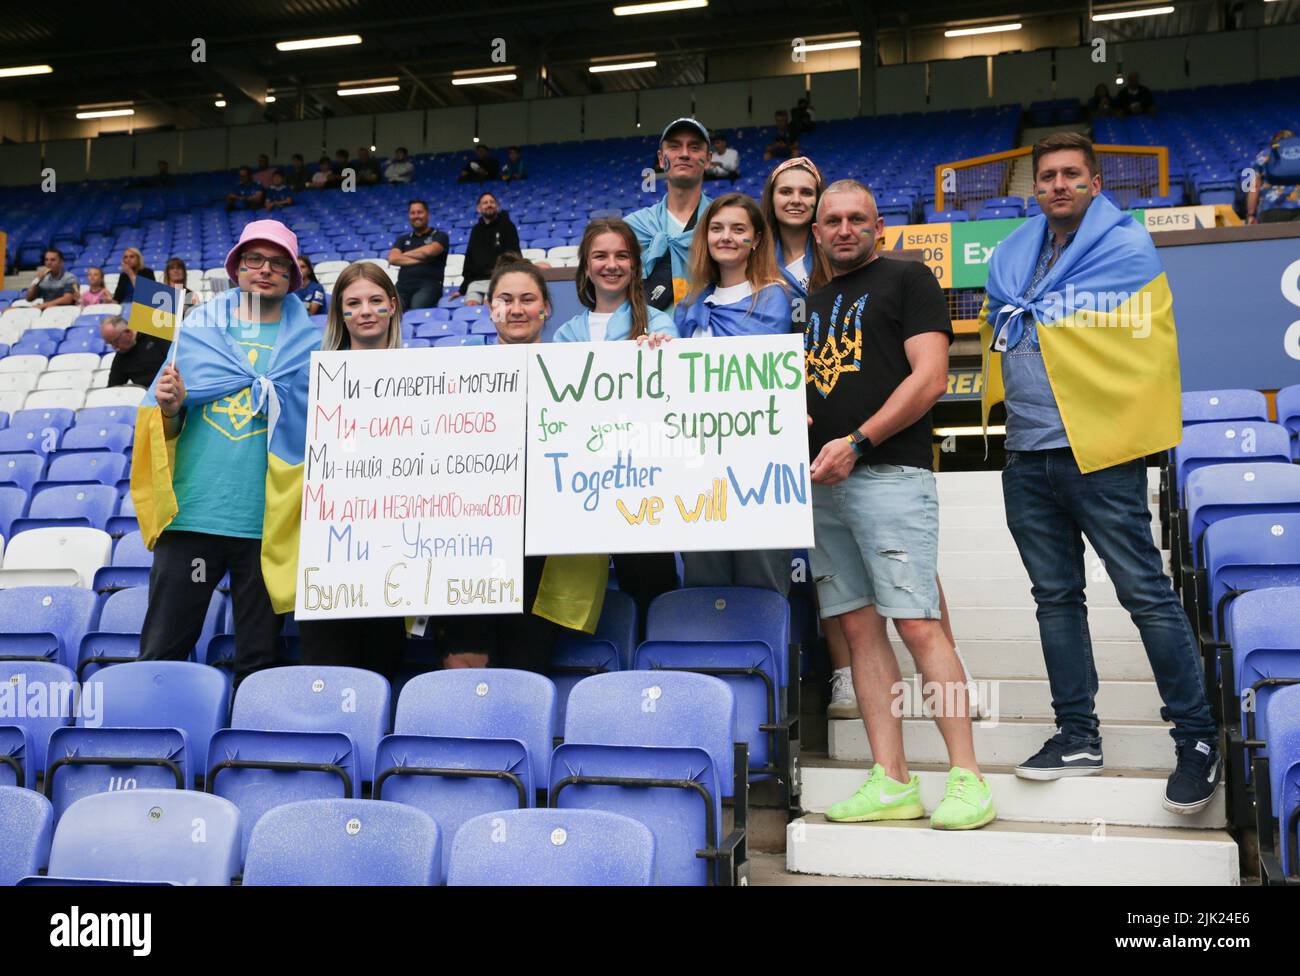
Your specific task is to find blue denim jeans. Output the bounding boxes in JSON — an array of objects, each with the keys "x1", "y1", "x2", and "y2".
[{"x1": 1002, "y1": 447, "x2": 1217, "y2": 745}]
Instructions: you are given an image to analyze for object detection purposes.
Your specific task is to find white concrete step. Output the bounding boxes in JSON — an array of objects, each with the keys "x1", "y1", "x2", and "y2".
[
  {"x1": 939, "y1": 503, "x2": 1159, "y2": 526},
  {"x1": 934, "y1": 468, "x2": 1160, "y2": 490},
  {"x1": 884, "y1": 674, "x2": 1163, "y2": 722},
  {"x1": 798, "y1": 759, "x2": 1226, "y2": 828},
  {"x1": 944, "y1": 605, "x2": 1140, "y2": 641},
  {"x1": 938, "y1": 549, "x2": 1173, "y2": 579},
  {"x1": 939, "y1": 574, "x2": 1120, "y2": 608},
  {"x1": 893, "y1": 638, "x2": 1157, "y2": 681},
  {"x1": 786, "y1": 815, "x2": 1238, "y2": 885},
  {"x1": 827, "y1": 717, "x2": 1179, "y2": 771}
]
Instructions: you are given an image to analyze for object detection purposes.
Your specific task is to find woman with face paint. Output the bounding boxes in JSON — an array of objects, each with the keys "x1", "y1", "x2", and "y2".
[
  {"x1": 761, "y1": 156, "x2": 833, "y2": 300},
  {"x1": 428, "y1": 257, "x2": 607, "y2": 671},
  {"x1": 673, "y1": 192, "x2": 797, "y2": 598},
  {"x1": 295, "y1": 255, "x2": 326, "y2": 315},
  {"x1": 554, "y1": 220, "x2": 680, "y2": 630},
  {"x1": 297, "y1": 262, "x2": 407, "y2": 674}
]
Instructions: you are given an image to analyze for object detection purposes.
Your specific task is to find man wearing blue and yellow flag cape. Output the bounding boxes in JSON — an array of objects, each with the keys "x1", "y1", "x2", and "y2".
[
  {"x1": 626, "y1": 117, "x2": 712, "y2": 317},
  {"x1": 980, "y1": 134, "x2": 1219, "y2": 814},
  {"x1": 131, "y1": 220, "x2": 319, "y2": 680}
]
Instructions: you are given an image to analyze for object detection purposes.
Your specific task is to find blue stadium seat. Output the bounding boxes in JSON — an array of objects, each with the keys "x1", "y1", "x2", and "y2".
[
  {"x1": 76, "y1": 406, "x2": 137, "y2": 429},
  {"x1": 40, "y1": 789, "x2": 240, "y2": 885},
  {"x1": 0, "y1": 661, "x2": 76, "y2": 783},
  {"x1": 91, "y1": 531, "x2": 153, "y2": 592},
  {"x1": 447, "y1": 808, "x2": 655, "y2": 886},
  {"x1": 0, "y1": 484, "x2": 27, "y2": 538},
  {"x1": 1278, "y1": 384, "x2": 1300, "y2": 461},
  {"x1": 1185, "y1": 464, "x2": 1300, "y2": 573},
  {"x1": 1260, "y1": 683, "x2": 1300, "y2": 879},
  {"x1": 0, "y1": 786, "x2": 53, "y2": 885},
  {"x1": 1182, "y1": 389, "x2": 1269, "y2": 426},
  {"x1": 0, "y1": 587, "x2": 99, "y2": 670},
  {"x1": 385, "y1": 668, "x2": 554, "y2": 798},
  {"x1": 548, "y1": 636, "x2": 620, "y2": 739},
  {"x1": 647, "y1": 586, "x2": 793, "y2": 687},
  {"x1": 0, "y1": 428, "x2": 54, "y2": 457},
  {"x1": 41, "y1": 451, "x2": 128, "y2": 487},
  {"x1": 1225, "y1": 588, "x2": 1300, "y2": 772},
  {"x1": 0, "y1": 454, "x2": 45, "y2": 493},
  {"x1": 0, "y1": 725, "x2": 30, "y2": 788},
  {"x1": 45, "y1": 662, "x2": 229, "y2": 821},
  {"x1": 552, "y1": 671, "x2": 746, "y2": 885},
  {"x1": 1202, "y1": 513, "x2": 1300, "y2": 643},
  {"x1": 9, "y1": 408, "x2": 75, "y2": 437},
  {"x1": 75, "y1": 585, "x2": 149, "y2": 678},
  {"x1": 18, "y1": 484, "x2": 118, "y2": 531},
  {"x1": 243, "y1": 799, "x2": 442, "y2": 886},
  {"x1": 207, "y1": 666, "x2": 390, "y2": 859},
  {"x1": 58, "y1": 423, "x2": 134, "y2": 454},
  {"x1": 1172, "y1": 421, "x2": 1291, "y2": 505}
]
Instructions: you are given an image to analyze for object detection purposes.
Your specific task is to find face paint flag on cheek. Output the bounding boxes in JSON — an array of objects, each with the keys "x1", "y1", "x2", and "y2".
[
  {"x1": 1035, "y1": 188, "x2": 1049, "y2": 196},
  {"x1": 1075, "y1": 184, "x2": 1090, "y2": 193}
]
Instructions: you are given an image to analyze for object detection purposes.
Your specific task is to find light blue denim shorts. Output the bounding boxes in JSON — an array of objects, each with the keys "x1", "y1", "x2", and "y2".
[{"x1": 810, "y1": 462, "x2": 941, "y2": 620}]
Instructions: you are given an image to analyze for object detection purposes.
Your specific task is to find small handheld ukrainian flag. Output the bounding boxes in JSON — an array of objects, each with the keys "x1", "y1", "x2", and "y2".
[{"x1": 125, "y1": 277, "x2": 181, "y2": 342}]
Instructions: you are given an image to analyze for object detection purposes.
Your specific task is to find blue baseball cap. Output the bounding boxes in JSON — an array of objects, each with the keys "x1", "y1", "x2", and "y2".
[{"x1": 659, "y1": 117, "x2": 710, "y2": 144}]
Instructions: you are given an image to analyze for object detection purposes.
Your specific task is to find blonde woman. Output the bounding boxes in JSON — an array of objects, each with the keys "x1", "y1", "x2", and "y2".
[
  {"x1": 113, "y1": 246, "x2": 155, "y2": 304},
  {"x1": 297, "y1": 262, "x2": 404, "y2": 674}
]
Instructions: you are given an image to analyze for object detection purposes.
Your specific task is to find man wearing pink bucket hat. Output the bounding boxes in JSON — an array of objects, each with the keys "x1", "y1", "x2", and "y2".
[{"x1": 131, "y1": 219, "x2": 320, "y2": 680}]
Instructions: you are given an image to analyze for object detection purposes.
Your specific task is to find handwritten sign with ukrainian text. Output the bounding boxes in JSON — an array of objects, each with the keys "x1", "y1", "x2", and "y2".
[
  {"x1": 524, "y1": 335, "x2": 815, "y2": 555},
  {"x1": 296, "y1": 345, "x2": 528, "y2": 620}
]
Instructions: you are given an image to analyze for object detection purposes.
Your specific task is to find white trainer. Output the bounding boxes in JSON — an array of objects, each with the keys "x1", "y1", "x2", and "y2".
[{"x1": 827, "y1": 667, "x2": 859, "y2": 719}]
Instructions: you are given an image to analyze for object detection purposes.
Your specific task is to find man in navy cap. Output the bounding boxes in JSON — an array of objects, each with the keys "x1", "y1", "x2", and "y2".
[{"x1": 625, "y1": 117, "x2": 712, "y2": 316}]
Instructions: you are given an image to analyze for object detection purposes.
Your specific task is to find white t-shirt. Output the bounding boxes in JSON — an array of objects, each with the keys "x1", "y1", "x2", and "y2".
[
  {"x1": 710, "y1": 148, "x2": 739, "y2": 173},
  {"x1": 696, "y1": 281, "x2": 753, "y2": 337},
  {"x1": 666, "y1": 211, "x2": 686, "y2": 236},
  {"x1": 587, "y1": 311, "x2": 613, "y2": 342},
  {"x1": 785, "y1": 256, "x2": 809, "y2": 292}
]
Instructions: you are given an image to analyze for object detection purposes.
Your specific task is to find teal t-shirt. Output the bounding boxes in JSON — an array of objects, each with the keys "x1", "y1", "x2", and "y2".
[{"x1": 168, "y1": 319, "x2": 283, "y2": 539}]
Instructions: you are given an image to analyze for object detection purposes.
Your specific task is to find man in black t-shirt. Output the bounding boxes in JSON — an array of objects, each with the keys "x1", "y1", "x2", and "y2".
[
  {"x1": 387, "y1": 199, "x2": 450, "y2": 311},
  {"x1": 459, "y1": 191, "x2": 521, "y2": 305},
  {"x1": 100, "y1": 315, "x2": 169, "y2": 388},
  {"x1": 805, "y1": 179, "x2": 994, "y2": 830}
]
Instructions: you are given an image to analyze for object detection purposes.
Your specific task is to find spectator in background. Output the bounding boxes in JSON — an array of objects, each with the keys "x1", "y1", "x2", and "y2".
[
  {"x1": 81, "y1": 267, "x2": 113, "y2": 307},
  {"x1": 764, "y1": 110, "x2": 794, "y2": 161},
  {"x1": 458, "y1": 144, "x2": 500, "y2": 183},
  {"x1": 295, "y1": 256, "x2": 326, "y2": 314},
  {"x1": 25, "y1": 249, "x2": 79, "y2": 309},
  {"x1": 252, "y1": 153, "x2": 277, "y2": 187},
  {"x1": 500, "y1": 146, "x2": 527, "y2": 182},
  {"x1": 114, "y1": 247, "x2": 155, "y2": 304},
  {"x1": 1114, "y1": 73, "x2": 1155, "y2": 115},
  {"x1": 790, "y1": 97, "x2": 816, "y2": 139},
  {"x1": 384, "y1": 146, "x2": 415, "y2": 184},
  {"x1": 262, "y1": 169, "x2": 294, "y2": 211},
  {"x1": 706, "y1": 133, "x2": 740, "y2": 180},
  {"x1": 285, "y1": 153, "x2": 311, "y2": 192},
  {"x1": 458, "y1": 191, "x2": 520, "y2": 305},
  {"x1": 162, "y1": 258, "x2": 201, "y2": 313},
  {"x1": 1087, "y1": 83, "x2": 1113, "y2": 117},
  {"x1": 310, "y1": 156, "x2": 338, "y2": 189},
  {"x1": 154, "y1": 160, "x2": 172, "y2": 185},
  {"x1": 333, "y1": 148, "x2": 351, "y2": 175},
  {"x1": 627, "y1": 117, "x2": 713, "y2": 317},
  {"x1": 388, "y1": 199, "x2": 449, "y2": 310},
  {"x1": 354, "y1": 147, "x2": 381, "y2": 186},
  {"x1": 1246, "y1": 129, "x2": 1300, "y2": 224},
  {"x1": 100, "y1": 314, "x2": 169, "y2": 388},
  {"x1": 226, "y1": 166, "x2": 265, "y2": 210}
]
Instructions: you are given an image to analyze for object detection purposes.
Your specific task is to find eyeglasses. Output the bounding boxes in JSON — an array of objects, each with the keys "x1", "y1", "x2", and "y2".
[{"x1": 241, "y1": 252, "x2": 295, "y2": 274}]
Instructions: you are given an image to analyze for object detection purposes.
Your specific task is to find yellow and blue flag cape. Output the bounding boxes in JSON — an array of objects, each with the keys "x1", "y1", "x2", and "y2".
[
  {"x1": 626, "y1": 193, "x2": 711, "y2": 309},
  {"x1": 130, "y1": 289, "x2": 318, "y2": 613},
  {"x1": 979, "y1": 194, "x2": 1181, "y2": 474},
  {"x1": 125, "y1": 277, "x2": 181, "y2": 342}
]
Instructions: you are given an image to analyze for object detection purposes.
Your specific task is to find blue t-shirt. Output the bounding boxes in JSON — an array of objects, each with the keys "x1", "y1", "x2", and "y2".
[
  {"x1": 168, "y1": 319, "x2": 283, "y2": 539},
  {"x1": 1002, "y1": 226, "x2": 1072, "y2": 452},
  {"x1": 264, "y1": 184, "x2": 293, "y2": 205},
  {"x1": 296, "y1": 281, "x2": 326, "y2": 310},
  {"x1": 231, "y1": 181, "x2": 261, "y2": 200}
]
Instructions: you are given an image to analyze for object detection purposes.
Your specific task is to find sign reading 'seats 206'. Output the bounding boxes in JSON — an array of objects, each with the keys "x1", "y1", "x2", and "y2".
[{"x1": 524, "y1": 335, "x2": 815, "y2": 556}]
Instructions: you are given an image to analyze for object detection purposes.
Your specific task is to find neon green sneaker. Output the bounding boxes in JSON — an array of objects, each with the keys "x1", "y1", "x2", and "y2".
[
  {"x1": 825, "y1": 764, "x2": 925, "y2": 823},
  {"x1": 930, "y1": 766, "x2": 996, "y2": 830}
]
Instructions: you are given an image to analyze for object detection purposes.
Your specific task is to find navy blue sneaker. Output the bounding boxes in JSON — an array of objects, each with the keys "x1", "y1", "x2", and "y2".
[
  {"x1": 1014, "y1": 732, "x2": 1103, "y2": 780},
  {"x1": 1163, "y1": 739, "x2": 1221, "y2": 814}
]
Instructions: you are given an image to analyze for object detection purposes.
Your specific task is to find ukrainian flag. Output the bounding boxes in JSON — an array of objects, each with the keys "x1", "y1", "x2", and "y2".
[
  {"x1": 125, "y1": 277, "x2": 182, "y2": 342},
  {"x1": 979, "y1": 194, "x2": 1181, "y2": 474},
  {"x1": 130, "y1": 289, "x2": 318, "y2": 613}
]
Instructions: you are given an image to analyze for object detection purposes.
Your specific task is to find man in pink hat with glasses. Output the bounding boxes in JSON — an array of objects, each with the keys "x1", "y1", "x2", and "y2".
[{"x1": 131, "y1": 219, "x2": 320, "y2": 681}]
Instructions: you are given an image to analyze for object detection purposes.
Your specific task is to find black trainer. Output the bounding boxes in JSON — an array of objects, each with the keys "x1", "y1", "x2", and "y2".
[
  {"x1": 1014, "y1": 731, "x2": 1104, "y2": 780},
  {"x1": 1162, "y1": 739, "x2": 1221, "y2": 814}
]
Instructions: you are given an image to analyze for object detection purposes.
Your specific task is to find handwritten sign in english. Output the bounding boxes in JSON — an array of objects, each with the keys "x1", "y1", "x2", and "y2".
[{"x1": 524, "y1": 334, "x2": 814, "y2": 555}]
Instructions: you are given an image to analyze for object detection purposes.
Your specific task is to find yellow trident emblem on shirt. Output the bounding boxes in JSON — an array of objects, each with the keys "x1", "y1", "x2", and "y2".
[
  {"x1": 805, "y1": 293, "x2": 867, "y2": 398},
  {"x1": 209, "y1": 388, "x2": 259, "y2": 432}
]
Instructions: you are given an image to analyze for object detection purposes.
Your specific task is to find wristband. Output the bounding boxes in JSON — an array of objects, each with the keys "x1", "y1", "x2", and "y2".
[{"x1": 848, "y1": 429, "x2": 872, "y2": 455}]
